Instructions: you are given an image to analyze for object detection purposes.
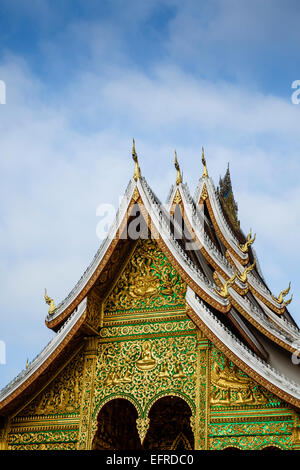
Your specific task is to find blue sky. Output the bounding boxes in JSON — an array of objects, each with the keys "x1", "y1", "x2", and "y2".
[{"x1": 1, "y1": 0, "x2": 300, "y2": 388}]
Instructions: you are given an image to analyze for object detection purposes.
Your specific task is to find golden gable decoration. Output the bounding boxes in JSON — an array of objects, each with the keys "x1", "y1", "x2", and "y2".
[{"x1": 104, "y1": 239, "x2": 186, "y2": 314}]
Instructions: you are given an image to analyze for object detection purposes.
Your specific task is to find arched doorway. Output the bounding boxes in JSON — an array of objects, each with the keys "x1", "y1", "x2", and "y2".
[
  {"x1": 143, "y1": 396, "x2": 194, "y2": 450},
  {"x1": 92, "y1": 398, "x2": 142, "y2": 450}
]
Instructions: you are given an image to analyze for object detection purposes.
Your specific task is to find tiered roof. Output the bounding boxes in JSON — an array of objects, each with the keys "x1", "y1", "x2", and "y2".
[{"x1": 0, "y1": 144, "x2": 299, "y2": 415}]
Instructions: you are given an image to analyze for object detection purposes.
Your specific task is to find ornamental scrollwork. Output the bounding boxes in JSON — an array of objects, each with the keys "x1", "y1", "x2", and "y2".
[{"x1": 100, "y1": 319, "x2": 195, "y2": 339}]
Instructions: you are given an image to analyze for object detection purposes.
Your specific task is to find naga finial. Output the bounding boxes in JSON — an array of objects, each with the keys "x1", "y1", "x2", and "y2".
[
  {"x1": 272, "y1": 282, "x2": 291, "y2": 304},
  {"x1": 174, "y1": 150, "x2": 182, "y2": 185},
  {"x1": 132, "y1": 138, "x2": 141, "y2": 181},
  {"x1": 239, "y1": 229, "x2": 256, "y2": 253},
  {"x1": 202, "y1": 147, "x2": 208, "y2": 178},
  {"x1": 215, "y1": 272, "x2": 237, "y2": 299},
  {"x1": 44, "y1": 288, "x2": 56, "y2": 315},
  {"x1": 237, "y1": 261, "x2": 256, "y2": 283}
]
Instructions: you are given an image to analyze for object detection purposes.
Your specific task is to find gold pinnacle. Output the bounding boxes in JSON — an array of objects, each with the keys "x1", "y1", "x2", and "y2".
[
  {"x1": 202, "y1": 147, "x2": 208, "y2": 178},
  {"x1": 174, "y1": 150, "x2": 182, "y2": 185}
]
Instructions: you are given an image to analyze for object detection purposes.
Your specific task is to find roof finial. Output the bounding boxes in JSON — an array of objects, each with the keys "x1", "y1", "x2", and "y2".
[
  {"x1": 272, "y1": 282, "x2": 291, "y2": 304},
  {"x1": 26, "y1": 358, "x2": 29, "y2": 369},
  {"x1": 202, "y1": 147, "x2": 208, "y2": 178},
  {"x1": 44, "y1": 288, "x2": 56, "y2": 315},
  {"x1": 132, "y1": 138, "x2": 141, "y2": 181},
  {"x1": 174, "y1": 150, "x2": 182, "y2": 185}
]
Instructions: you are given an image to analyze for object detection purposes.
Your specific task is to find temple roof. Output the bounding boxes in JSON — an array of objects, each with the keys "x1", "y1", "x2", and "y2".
[{"x1": 0, "y1": 149, "x2": 299, "y2": 414}]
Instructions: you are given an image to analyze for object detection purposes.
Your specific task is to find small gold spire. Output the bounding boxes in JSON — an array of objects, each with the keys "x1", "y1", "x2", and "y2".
[
  {"x1": 215, "y1": 272, "x2": 237, "y2": 299},
  {"x1": 132, "y1": 138, "x2": 141, "y2": 181},
  {"x1": 26, "y1": 358, "x2": 29, "y2": 369},
  {"x1": 239, "y1": 229, "x2": 256, "y2": 253},
  {"x1": 236, "y1": 261, "x2": 256, "y2": 283},
  {"x1": 272, "y1": 282, "x2": 291, "y2": 304},
  {"x1": 44, "y1": 288, "x2": 56, "y2": 315},
  {"x1": 202, "y1": 147, "x2": 208, "y2": 178},
  {"x1": 174, "y1": 150, "x2": 182, "y2": 185}
]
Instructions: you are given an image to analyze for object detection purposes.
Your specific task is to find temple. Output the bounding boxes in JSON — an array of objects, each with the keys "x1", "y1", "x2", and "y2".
[{"x1": 1, "y1": 143, "x2": 300, "y2": 451}]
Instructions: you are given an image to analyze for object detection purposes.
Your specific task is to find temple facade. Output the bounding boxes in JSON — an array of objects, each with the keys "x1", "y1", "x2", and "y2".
[{"x1": 1, "y1": 144, "x2": 300, "y2": 451}]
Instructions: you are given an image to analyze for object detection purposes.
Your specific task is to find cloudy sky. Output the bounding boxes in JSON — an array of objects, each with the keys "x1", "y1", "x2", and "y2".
[{"x1": 1, "y1": 0, "x2": 300, "y2": 388}]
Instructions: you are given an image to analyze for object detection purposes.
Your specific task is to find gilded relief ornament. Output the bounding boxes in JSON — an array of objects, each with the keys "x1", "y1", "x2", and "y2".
[
  {"x1": 136, "y1": 417, "x2": 150, "y2": 444},
  {"x1": 132, "y1": 138, "x2": 141, "y2": 181},
  {"x1": 136, "y1": 342, "x2": 157, "y2": 371},
  {"x1": 210, "y1": 350, "x2": 270, "y2": 407},
  {"x1": 272, "y1": 282, "x2": 293, "y2": 306},
  {"x1": 44, "y1": 288, "x2": 56, "y2": 315},
  {"x1": 104, "y1": 239, "x2": 186, "y2": 314},
  {"x1": 20, "y1": 353, "x2": 84, "y2": 417},
  {"x1": 173, "y1": 189, "x2": 182, "y2": 205}
]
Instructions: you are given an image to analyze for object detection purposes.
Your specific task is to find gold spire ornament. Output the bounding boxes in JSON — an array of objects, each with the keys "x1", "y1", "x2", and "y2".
[
  {"x1": 174, "y1": 150, "x2": 182, "y2": 185},
  {"x1": 132, "y1": 138, "x2": 141, "y2": 181},
  {"x1": 272, "y1": 282, "x2": 291, "y2": 304},
  {"x1": 44, "y1": 288, "x2": 56, "y2": 315},
  {"x1": 26, "y1": 358, "x2": 29, "y2": 369},
  {"x1": 236, "y1": 261, "x2": 256, "y2": 283},
  {"x1": 215, "y1": 272, "x2": 237, "y2": 299},
  {"x1": 202, "y1": 147, "x2": 208, "y2": 178},
  {"x1": 239, "y1": 229, "x2": 256, "y2": 253}
]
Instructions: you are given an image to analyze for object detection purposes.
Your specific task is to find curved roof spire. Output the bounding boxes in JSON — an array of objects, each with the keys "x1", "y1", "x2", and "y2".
[
  {"x1": 202, "y1": 146, "x2": 208, "y2": 178},
  {"x1": 174, "y1": 150, "x2": 182, "y2": 185},
  {"x1": 132, "y1": 138, "x2": 141, "y2": 181}
]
